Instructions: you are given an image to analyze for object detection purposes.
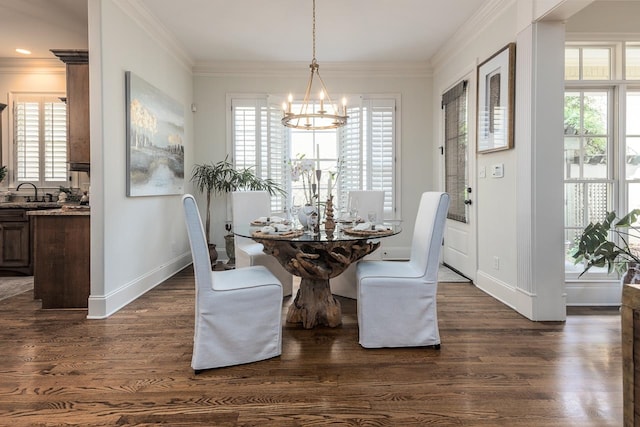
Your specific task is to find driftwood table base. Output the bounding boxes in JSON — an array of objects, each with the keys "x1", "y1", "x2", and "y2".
[
  {"x1": 287, "y1": 278, "x2": 342, "y2": 328},
  {"x1": 258, "y1": 237, "x2": 380, "y2": 329}
]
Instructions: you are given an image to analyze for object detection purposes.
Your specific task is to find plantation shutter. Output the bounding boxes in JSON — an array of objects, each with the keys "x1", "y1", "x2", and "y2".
[
  {"x1": 232, "y1": 98, "x2": 260, "y2": 171},
  {"x1": 339, "y1": 97, "x2": 396, "y2": 219},
  {"x1": 232, "y1": 97, "x2": 286, "y2": 213},
  {"x1": 44, "y1": 101, "x2": 68, "y2": 181},
  {"x1": 266, "y1": 96, "x2": 286, "y2": 212},
  {"x1": 14, "y1": 94, "x2": 67, "y2": 184},
  {"x1": 338, "y1": 101, "x2": 362, "y2": 211},
  {"x1": 368, "y1": 99, "x2": 395, "y2": 216},
  {"x1": 15, "y1": 100, "x2": 40, "y2": 181}
]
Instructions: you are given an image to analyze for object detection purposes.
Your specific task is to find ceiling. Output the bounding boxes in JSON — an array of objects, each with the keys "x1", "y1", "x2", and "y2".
[
  {"x1": 0, "y1": 0, "x2": 489, "y2": 64},
  {"x1": 0, "y1": 0, "x2": 88, "y2": 59}
]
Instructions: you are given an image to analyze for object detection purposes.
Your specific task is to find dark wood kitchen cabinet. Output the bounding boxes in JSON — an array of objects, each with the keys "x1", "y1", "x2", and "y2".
[
  {"x1": 30, "y1": 210, "x2": 90, "y2": 309},
  {"x1": 51, "y1": 49, "x2": 90, "y2": 173},
  {"x1": 0, "y1": 209, "x2": 31, "y2": 275}
]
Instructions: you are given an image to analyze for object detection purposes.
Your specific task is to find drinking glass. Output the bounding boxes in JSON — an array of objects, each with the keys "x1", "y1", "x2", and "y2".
[
  {"x1": 306, "y1": 212, "x2": 318, "y2": 236},
  {"x1": 367, "y1": 211, "x2": 377, "y2": 224},
  {"x1": 290, "y1": 204, "x2": 301, "y2": 229},
  {"x1": 349, "y1": 199, "x2": 359, "y2": 227}
]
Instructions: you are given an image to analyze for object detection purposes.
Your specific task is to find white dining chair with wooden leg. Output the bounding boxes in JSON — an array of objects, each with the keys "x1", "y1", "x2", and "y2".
[
  {"x1": 356, "y1": 191, "x2": 449, "y2": 348},
  {"x1": 182, "y1": 194, "x2": 283, "y2": 372},
  {"x1": 331, "y1": 190, "x2": 385, "y2": 299},
  {"x1": 232, "y1": 191, "x2": 294, "y2": 298}
]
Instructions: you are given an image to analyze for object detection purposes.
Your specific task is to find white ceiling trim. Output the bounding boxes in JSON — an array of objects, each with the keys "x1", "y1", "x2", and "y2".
[
  {"x1": 430, "y1": 0, "x2": 517, "y2": 71},
  {"x1": 113, "y1": 0, "x2": 194, "y2": 72},
  {"x1": 565, "y1": 32, "x2": 640, "y2": 41},
  {"x1": 193, "y1": 61, "x2": 432, "y2": 79},
  {"x1": 0, "y1": 58, "x2": 64, "y2": 74}
]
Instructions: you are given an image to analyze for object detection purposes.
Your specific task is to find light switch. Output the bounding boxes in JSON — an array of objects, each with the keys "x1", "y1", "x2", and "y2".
[
  {"x1": 479, "y1": 166, "x2": 486, "y2": 178},
  {"x1": 491, "y1": 164, "x2": 504, "y2": 178}
]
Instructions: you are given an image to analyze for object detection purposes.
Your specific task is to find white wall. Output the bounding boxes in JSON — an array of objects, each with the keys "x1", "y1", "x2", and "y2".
[
  {"x1": 87, "y1": 0, "x2": 194, "y2": 318},
  {"x1": 433, "y1": 0, "x2": 568, "y2": 320},
  {"x1": 433, "y1": 1, "x2": 520, "y2": 294},
  {"x1": 565, "y1": 0, "x2": 640, "y2": 34},
  {"x1": 193, "y1": 66, "x2": 433, "y2": 254}
]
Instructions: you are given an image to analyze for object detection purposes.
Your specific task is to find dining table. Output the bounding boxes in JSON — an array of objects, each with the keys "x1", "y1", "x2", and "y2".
[{"x1": 234, "y1": 222, "x2": 401, "y2": 329}]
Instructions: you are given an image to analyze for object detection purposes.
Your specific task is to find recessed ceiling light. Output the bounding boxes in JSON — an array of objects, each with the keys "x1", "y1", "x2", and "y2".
[{"x1": 15, "y1": 48, "x2": 31, "y2": 55}]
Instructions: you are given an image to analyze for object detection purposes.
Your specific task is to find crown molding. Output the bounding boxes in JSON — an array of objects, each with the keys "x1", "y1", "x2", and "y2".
[
  {"x1": 112, "y1": 0, "x2": 194, "y2": 72},
  {"x1": 0, "y1": 58, "x2": 65, "y2": 74},
  {"x1": 430, "y1": 0, "x2": 517, "y2": 71},
  {"x1": 193, "y1": 61, "x2": 432, "y2": 79},
  {"x1": 565, "y1": 32, "x2": 640, "y2": 42}
]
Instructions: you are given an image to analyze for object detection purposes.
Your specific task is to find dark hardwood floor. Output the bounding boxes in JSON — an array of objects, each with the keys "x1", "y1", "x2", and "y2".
[{"x1": 0, "y1": 267, "x2": 622, "y2": 426}]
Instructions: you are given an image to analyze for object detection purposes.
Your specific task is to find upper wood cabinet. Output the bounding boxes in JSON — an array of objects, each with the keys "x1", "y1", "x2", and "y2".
[{"x1": 51, "y1": 49, "x2": 90, "y2": 173}]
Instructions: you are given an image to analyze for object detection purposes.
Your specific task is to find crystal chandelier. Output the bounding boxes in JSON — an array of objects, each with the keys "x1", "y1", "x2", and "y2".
[{"x1": 281, "y1": 0, "x2": 348, "y2": 130}]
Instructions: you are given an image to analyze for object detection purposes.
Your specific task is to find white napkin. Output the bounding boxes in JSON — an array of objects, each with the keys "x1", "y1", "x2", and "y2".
[
  {"x1": 272, "y1": 224, "x2": 291, "y2": 232},
  {"x1": 260, "y1": 224, "x2": 291, "y2": 234},
  {"x1": 353, "y1": 222, "x2": 372, "y2": 231},
  {"x1": 261, "y1": 225, "x2": 276, "y2": 234},
  {"x1": 375, "y1": 224, "x2": 391, "y2": 231},
  {"x1": 270, "y1": 216, "x2": 285, "y2": 223}
]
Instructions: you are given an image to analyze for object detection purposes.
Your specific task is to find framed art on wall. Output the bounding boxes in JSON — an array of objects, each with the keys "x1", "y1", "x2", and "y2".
[
  {"x1": 125, "y1": 71, "x2": 185, "y2": 197},
  {"x1": 477, "y1": 43, "x2": 515, "y2": 153}
]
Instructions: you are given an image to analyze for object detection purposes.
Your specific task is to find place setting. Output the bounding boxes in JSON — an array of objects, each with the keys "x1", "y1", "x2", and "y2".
[
  {"x1": 341, "y1": 210, "x2": 394, "y2": 237},
  {"x1": 250, "y1": 216, "x2": 303, "y2": 239}
]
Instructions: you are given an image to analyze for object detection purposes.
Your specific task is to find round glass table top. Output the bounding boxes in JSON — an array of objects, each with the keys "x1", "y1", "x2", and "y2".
[{"x1": 233, "y1": 223, "x2": 401, "y2": 242}]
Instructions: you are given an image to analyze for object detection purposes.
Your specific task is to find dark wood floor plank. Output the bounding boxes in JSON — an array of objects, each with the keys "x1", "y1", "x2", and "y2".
[{"x1": 0, "y1": 267, "x2": 622, "y2": 426}]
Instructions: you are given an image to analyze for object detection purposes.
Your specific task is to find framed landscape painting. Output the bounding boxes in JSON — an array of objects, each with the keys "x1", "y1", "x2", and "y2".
[
  {"x1": 477, "y1": 43, "x2": 515, "y2": 153},
  {"x1": 125, "y1": 71, "x2": 185, "y2": 196}
]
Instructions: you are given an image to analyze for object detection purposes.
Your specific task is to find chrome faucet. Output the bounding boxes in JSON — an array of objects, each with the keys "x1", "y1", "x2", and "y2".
[{"x1": 16, "y1": 182, "x2": 38, "y2": 202}]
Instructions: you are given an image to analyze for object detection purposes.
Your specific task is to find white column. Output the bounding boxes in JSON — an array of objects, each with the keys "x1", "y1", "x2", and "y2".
[{"x1": 515, "y1": 21, "x2": 566, "y2": 320}]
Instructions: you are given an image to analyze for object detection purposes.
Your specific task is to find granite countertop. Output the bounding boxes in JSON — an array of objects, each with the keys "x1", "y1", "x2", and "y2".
[
  {"x1": 0, "y1": 202, "x2": 60, "y2": 209},
  {"x1": 27, "y1": 207, "x2": 90, "y2": 216}
]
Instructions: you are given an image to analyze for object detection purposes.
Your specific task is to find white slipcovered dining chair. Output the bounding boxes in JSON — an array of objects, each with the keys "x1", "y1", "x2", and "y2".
[
  {"x1": 232, "y1": 191, "x2": 293, "y2": 297},
  {"x1": 182, "y1": 194, "x2": 283, "y2": 372},
  {"x1": 331, "y1": 190, "x2": 385, "y2": 299},
  {"x1": 356, "y1": 192, "x2": 450, "y2": 348}
]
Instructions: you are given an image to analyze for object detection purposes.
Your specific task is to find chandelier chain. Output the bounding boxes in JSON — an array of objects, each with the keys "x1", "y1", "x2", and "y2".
[
  {"x1": 312, "y1": 0, "x2": 316, "y2": 61},
  {"x1": 281, "y1": 0, "x2": 348, "y2": 130}
]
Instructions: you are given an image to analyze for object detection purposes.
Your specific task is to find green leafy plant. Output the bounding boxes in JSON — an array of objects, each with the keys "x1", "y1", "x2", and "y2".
[
  {"x1": 571, "y1": 210, "x2": 640, "y2": 276},
  {"x1": 190, "y1": 156, "x2": 284, "y2": 244},
  {"x1": 0, "y1": 166, "x2": 6, "y2": 183}
]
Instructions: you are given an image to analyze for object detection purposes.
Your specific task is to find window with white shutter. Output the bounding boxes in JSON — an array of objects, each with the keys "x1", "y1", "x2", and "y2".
[
  {"x1": 231, "y1": 97, "x2": 287, "y2": 213},
  {"x1": 338, "y1": 97, "x2": 397, "y2": 219},
  {"x1": 14, "y1": 94, "x2": 67, "y2": 187},
  {"x1": 230, "y1": 94, "x2": 398, "y2": 220}
]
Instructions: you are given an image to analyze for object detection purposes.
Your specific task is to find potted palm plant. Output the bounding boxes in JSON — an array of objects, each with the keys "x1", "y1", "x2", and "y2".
[
  {"x1": 190, "y1": 156, "x2": 284, "y2": 268},
  {"x1": 571, "y1": 209, "x2": 640, "y2": 282}
]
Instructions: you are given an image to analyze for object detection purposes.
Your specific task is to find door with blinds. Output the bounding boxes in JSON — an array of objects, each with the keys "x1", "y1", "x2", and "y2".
[{"x1": 441, "y1": 79, "x2": 476, "y2": 280}]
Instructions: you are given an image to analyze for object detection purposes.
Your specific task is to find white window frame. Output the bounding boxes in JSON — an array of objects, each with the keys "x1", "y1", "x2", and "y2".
[
  {"x1": 564, "y1": 40, "x2": 640, "y2": 281},
  {"x1": 8, "y1": 91, "x2": 68, "y2": 190}
]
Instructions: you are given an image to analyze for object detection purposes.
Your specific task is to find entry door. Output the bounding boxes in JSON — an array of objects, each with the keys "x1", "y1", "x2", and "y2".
[{"x1": 441, "y1": 77, "x2": 476, "y2": 280}]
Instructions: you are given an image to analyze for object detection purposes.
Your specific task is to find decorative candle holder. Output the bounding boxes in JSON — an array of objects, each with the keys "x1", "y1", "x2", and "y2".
[{"x1": 324, "y1": 195, "x2": 336, "y2": 233}]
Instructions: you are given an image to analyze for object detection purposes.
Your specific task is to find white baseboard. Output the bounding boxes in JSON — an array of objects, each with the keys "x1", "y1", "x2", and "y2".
[
  {"x1": 475, "y1": 270, "x2": 566, "y2": 321},
  {"x1": 87, "y1": 252, "x2": 192, "y2": 319},
  {"x1": 565, "y1": 280, "x2": 622, "y2": 306}
]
